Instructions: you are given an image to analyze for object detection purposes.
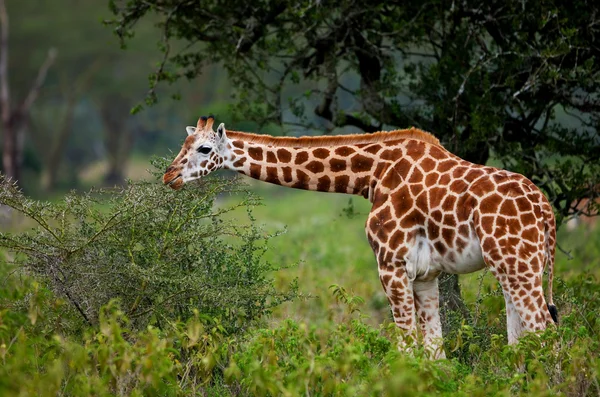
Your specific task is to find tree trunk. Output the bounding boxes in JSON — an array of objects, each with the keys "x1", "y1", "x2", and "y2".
[
  {"x1": 100, "y1": 94, "x2": 133, "y2": 185},
  {"x1": 0, "y1": 0, "x2": 55, "y2": 185},
  {"x1": 437, "y1": 139, "x2": 491, "y2": 333}
]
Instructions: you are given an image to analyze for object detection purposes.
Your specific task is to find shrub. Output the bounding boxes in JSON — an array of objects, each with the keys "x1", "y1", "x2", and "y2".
[{"x1": 0, "y1": 159, "x2": 297, "y2": 333}]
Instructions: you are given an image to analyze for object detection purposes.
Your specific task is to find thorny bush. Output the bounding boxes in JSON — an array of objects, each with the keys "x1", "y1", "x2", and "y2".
[{"x1": 0, "y1": 158, "x2": 298, "y2": 333}]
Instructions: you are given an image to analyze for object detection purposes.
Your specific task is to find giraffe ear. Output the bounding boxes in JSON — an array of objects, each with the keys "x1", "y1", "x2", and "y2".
[
  {"x1": 216, "y1": 123, "x2": 227, "y2": 140},
  {"x1": 186, "y1": 126, "x2": 196, "y2": 136}
]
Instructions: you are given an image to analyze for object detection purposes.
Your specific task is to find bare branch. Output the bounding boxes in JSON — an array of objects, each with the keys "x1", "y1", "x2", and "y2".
[
  {"x1": 19, "y1": 48, "x2": 57, "y2": 115},
  {"x1": 0, "y1": 0, "x2": 9, "y2": 123}
]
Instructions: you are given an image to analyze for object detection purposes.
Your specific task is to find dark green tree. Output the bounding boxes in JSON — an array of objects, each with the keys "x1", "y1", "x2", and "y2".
[{"x1": 107, "y1": 0, "x2": 600, "y2": 326}]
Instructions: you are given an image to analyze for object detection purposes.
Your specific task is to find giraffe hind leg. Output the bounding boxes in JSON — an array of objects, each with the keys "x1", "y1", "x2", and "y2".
[{"x1": 488, "y1": 255, "x2": 555, "y2": 335}]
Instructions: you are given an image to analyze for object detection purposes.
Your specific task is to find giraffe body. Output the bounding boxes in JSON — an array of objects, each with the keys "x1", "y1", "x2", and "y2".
[{"x1": 164, "y1": 116, "x2": 558, "y2": 359}]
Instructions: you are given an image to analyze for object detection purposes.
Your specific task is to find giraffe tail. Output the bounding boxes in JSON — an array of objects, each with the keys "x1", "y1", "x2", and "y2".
[{"x1": 542, "y1": 201, "x2": 558, "y2": 324}]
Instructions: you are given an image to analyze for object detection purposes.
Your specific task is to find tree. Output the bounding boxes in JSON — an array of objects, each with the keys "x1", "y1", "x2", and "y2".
[
  {"x1": 107, "y1": 0, "x2": 600, "y2": 325},
  {"x1": 0, "y1": 0, "x2": 55, "y2": 183}
]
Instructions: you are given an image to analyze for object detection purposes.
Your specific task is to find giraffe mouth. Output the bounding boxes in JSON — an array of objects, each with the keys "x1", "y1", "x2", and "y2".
[{"x1": 163, "y1": 174, "x2": 184, "y2": 190}]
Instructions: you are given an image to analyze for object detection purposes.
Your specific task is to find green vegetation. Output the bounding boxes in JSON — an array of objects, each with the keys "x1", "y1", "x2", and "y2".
[{"x1": 0, "y1": 172, "x2": 599, "y2": 396}]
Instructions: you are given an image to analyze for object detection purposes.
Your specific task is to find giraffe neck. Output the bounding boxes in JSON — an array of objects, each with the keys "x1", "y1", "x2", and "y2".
[{"x1": 223, "y1": 135, "x2": 377, "y2": 198}]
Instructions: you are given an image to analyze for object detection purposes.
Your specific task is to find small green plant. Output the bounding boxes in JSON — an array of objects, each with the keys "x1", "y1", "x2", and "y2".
[{"x1": 0, "y1": 159, "x2": 298, "y2": 333}]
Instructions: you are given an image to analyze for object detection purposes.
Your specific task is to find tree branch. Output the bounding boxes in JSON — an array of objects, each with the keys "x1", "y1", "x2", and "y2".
[
  {"x1": 0, "y1": 0, "x2": 10, "y2": 123},
  {"x1": 19, "y1": 48, "x2": 57, "y2": 116}
]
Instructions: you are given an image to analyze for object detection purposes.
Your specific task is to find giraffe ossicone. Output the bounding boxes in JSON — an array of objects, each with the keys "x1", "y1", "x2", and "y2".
[{"x1": 164, "y1": 115, "x2": 558, "y2": 359}]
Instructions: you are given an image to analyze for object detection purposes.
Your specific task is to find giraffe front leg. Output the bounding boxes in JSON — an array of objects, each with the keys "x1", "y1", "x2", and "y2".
[
  {"x1": 414, "y1": 278, "x2": 446, "y2": 359},
  {"x1": 378, "y1": 262, "x2": 417, "y2": 353}
]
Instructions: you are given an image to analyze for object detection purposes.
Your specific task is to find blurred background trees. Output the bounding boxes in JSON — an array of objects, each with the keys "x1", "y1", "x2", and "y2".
[{"x1": 0, "y1": 0, "x2": 230, "y2": 194}]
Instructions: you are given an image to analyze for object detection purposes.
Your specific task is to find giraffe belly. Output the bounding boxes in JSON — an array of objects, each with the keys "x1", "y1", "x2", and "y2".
[{"x1": 433, "y1": 230, "x2": 486, "y2": 275}]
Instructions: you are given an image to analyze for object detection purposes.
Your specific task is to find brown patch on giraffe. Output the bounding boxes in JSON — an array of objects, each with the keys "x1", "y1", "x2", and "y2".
[
  {"x1": 431, "y1": 209, "x2": 443, "y2": 223},
  {"x1": 449, "y1": 179, "x2": 468, "y2": 194},
  {"x1": 373, "y1": 162, "x2": 389, "y2": 179},
  {"x1": 497, "y1": 181, "x2": 520, "y2": 196},
  {"x1": 181, "y1": 158, "x2": 188, "y2": 165},
  {"x1": 306, "y1": 161, "x2": 325, "y2": 174},
  {"x1": 400, "y1": 209, "x2": 426, "y2": 228},
  {"x1": 442, "y1": 228, "x2": 456, "y2": 245},
  {"x1": 234, "y1": 149, "x2": 245, "y2": 156},
  {"x1": 329, "y1": 158, "x2": 347, "y2": 172},
  {"x1": 390, "y1": 186, "x2": 413, "y2": 218},
  {"x1": 458, "y1": 224, "x2": 469, "y2": 237},
  {"x1": 292, "y1": 170, "x2": 311, "y2": 190},
  {"x1": 427, "y1": 222, "x2": 440, "y2": 240},
  {"x1": 335, "y1": 146, "x2": 355, "y2": 156},
  {"x1": 410, "y1": 184, "x2": 424, "y2": 196},
  {"x1": 452, "y1": 166, "x2": 468, "y2": 179},
  {"x1": 443, "y1": 214, "x2": 457, "y2": 228},
  {"x1": 282, "y1": 166, "x2": 293, "y2": 183},
  {"x1": 437, "y1": 159, "x2": 458, "y2": 172},
  {"x1": 464, "y1": 169, "x2": 485, "y2": 183},
  {"x1": 389, "y1": 229, "x2": 405, "y2": 250},
  {"x1": 313, "y1": 148, "x2": 329, "y2": 159},
  {"x1": 429, "y1": 187, "x2": 446, "y2": 208},
  {"x1": 317, "y1": 176, "x2": 331, "y2": 191},
  {"x1": 405, "y1": 140, "x2": 426, "y2": 161},
  {"x1": 350, "y1": 155, "x2": 374, "y2": 173},
  {"x1": 381, "y1": 159, "x2": 409, "y2": 189},
  {"x1": 518, "y1": 242, "x2": 537, "y2": 259},
  {"x1": 232, "y1": 140, "x2": 244, "y2": 149},
  {"x1": 277, "y1": 149, "x2": 292, "y2": 162},
  {"x1": 415, "y1": 192, "x2": 429, "y2": 214},
  {"x1": 363, "y1": 144, "x2": 383, "y2": 154},
  {"x1": 438, "y1": 173, "x2": 452, "y2": 186},
  {"x1": 408, "y1": 167, "x2": 424, "y2": 183},
  {"x1": 482, "y1": 236, "x2": 496, "y2": 252},
  {"x1": 442, "y1": 195, "x2": 457, "y2": 212},
  {"x1": 250, "y1": 164, "x2": 261, "y2": 179},
  {"x1": 471, "y1": 178, "x2": 495, "y2": 196},
  {"x1": 420, "y1": 157, "x2": 436, "y2": 172},
  {"x1": 248, "y1": 146, "x2": 264, "y2": 161},
  {"x1": 480, "y1": 194, "x2": 503, "y2": 214},
  {"x1": 500, "y1": 199, "x2": 518, "y2": 217},
  {"x1": 334, "y1": 175, "x2": 350, "y2": 193},
  {"x1": 295, "y1": 151, "x2": 309, "y2": 164},
  {"x1": 516, "y1": 197, "x2": 533, "y2": 212},
  {"x1": 380, "y1": 148, "x2": 403, "y2": 161},
  {"x1": 380, "y1": 274, "x2": 392, "y2": 287},
  {"x1": 199, "y1": 160, "x2": 208, "y2": 168},
  {"x1": 265, "y1": 167, "x2": 279, "y2": 184},
  {"x1": 233, "y1": 158, "x2": 246, "y2": 168},
  {"x1": 355, "y1": 176, "x2": 370, "y2": 196},
  {"x1": 428, "y1": 145, "x2": 446, "y2": 160},
  {"x1": 480, "y1": 215, "x2": 495, "y2": 234},
  {"x1": 424, "y1": 172, "x2": 439, "y2": 187},
  {"x1": 434, "y1": 241, "x2": 447, "y2": 255},
  {"x1": 266, "y1": 151, "x2": 277, "y2": 163}
]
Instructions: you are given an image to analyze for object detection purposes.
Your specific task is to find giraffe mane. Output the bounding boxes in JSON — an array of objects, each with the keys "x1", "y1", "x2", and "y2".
[{"x1": 225, "y1": 127, "x2": 443, "y2": 148}]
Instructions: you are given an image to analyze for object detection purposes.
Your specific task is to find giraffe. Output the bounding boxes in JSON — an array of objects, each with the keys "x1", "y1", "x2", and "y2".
[{"x1": 163, "y1": 115, "x2": 558, "y2": 359}]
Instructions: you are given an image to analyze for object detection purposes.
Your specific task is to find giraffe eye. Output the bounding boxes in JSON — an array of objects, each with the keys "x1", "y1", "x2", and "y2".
[{"x1": 197, "y1": 146, "x2": 212, "y2": 155}]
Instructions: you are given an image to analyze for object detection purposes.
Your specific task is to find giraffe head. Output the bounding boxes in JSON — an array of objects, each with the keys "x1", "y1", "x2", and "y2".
[{"x1": 163, "y1": 115, "x2": 228, "y2": 190}]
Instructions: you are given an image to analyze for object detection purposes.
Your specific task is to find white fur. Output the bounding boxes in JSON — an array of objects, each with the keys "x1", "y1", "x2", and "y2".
[{"x1": 406, "y1": 235, "x2": 433, "y2": 281}]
